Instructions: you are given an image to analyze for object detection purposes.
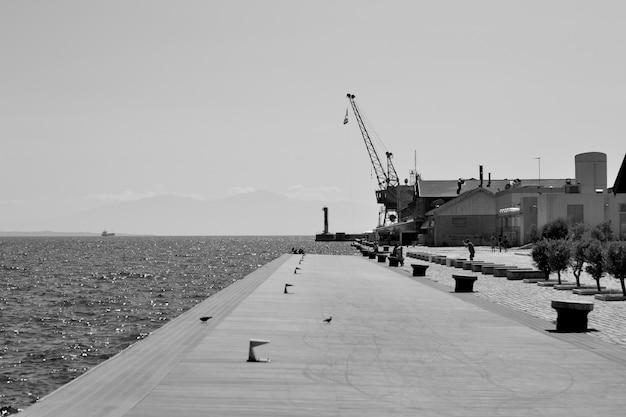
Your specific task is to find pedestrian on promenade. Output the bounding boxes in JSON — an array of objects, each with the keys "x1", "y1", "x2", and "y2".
[
  {"x1": 491, "y1": 235, "x2": 497, "y2": 252},
  {"x1": 502, "y1": 236, "x2": 508, "y2": 252},
  {"x1": 464, "y1": 239, "x2": 475, "y2": 261}
]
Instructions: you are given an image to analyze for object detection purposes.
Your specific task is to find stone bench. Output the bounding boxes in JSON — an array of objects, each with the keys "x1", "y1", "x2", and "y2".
[
  {"x1": 551, "y1": 300, "x2": 594, "y2": 332},
  {"x1": 573, "y1": 287, "x2": 612, "y2": 295},
  {"x1": 376, "y1": 253, "x2": 389, "y2": 263},
  {"x1": 461, "y1": 260, "x2": 474, "y2": 270},
  {"x1": 454, "y1": 259, "x2": 467, "y2": 268},
  {"x1": 388, "y1": 256, "x2": 404, "y2": 267},
  {"x1": 452, "y1": 274, "x2": 478, "y2": 293},
  {"x1": 445, "y1": 258, "x2": 457, "y2": 267},
  {"x1": 554, "y1": 284, "x2": 597, "y2": 291},
  {"x1": 506, "y1": 269, "x2": 545, "y2": 281},
  {"x1": 481, "y1": 264, "x2": 505, "y2": 275},
  {"x1": 462, "y1": 260, "x2": 484, "y2": 270},
  {"x1": 493, "y1": 266, "x2": 518, "y2": 277},
  {"x1": 411, "y1": 263, "x2": 429, "y2": 276},
  {"x1": 471, "y1": 262, "x2": 489, "y2": 272}
]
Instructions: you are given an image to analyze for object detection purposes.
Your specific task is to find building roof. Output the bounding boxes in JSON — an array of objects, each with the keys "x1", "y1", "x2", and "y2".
[
  {"x1": 612, "y1": 154, "x2": 626, "y2": 195},
  {"x1": 425, "y1": 187, "x2": 495, "y2": 216},
  {"x1": 417, "y1": 178, "x2": 567, "y2": 198}
]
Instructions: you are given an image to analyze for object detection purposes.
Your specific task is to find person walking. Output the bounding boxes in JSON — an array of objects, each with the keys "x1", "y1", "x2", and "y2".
[{"x1": 464, "y1": 239, "x2": 475, "y2": 261}]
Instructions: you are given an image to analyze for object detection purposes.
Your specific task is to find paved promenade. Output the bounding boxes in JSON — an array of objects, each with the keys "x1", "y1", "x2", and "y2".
[
  {"x1": 402, "y1": 245, "x2": 626, "y2": 349},
  {"x1": 18, "y1": 252, "x2": 626, "y2": 416}
]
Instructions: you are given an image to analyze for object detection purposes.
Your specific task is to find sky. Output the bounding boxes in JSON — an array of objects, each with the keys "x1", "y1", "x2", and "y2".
[{"x1": 1, "y1": 1, "x2": 625, "y2": 234}]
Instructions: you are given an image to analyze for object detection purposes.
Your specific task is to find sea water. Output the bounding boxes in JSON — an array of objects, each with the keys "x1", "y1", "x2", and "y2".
[{"x1": 0, "y1": 236, "x2": 356, "y2": 411}]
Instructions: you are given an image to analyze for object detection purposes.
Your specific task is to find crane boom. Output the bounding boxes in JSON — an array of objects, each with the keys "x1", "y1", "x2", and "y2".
[
  {"x1": 346, "y1": 94, "x2": 388, "y2": 190},
  {"x1": 346, "y1": 93, "x2": 410, "y2": 228},
  {"x1": 385, "y1": 152, "x2": 399, "y2": 188}
]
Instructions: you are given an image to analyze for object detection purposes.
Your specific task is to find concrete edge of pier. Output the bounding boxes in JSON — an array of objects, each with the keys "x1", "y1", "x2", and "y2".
[{"x1": 18, "y1": 253, "x2": 626, "y2": 417}]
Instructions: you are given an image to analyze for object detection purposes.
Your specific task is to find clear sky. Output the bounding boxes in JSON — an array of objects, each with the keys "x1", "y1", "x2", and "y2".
[{"x1": 1, "y1": 1, "x2": 625, "y2": 233}]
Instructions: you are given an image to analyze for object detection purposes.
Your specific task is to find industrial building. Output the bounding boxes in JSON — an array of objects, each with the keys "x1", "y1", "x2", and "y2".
[{"x1": 375, "y1": 152, "x2": 626, "y2": 247}]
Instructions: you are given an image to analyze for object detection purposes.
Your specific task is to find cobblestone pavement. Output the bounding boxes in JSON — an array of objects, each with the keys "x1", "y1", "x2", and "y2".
[{"x1": 394, "y1": 245, "x2": 626, "y2": 349}]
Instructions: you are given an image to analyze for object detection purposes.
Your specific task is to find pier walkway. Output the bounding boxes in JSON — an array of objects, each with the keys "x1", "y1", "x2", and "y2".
[{"x1": 19, "y1": 253, "x2": 626, "y2": 416}]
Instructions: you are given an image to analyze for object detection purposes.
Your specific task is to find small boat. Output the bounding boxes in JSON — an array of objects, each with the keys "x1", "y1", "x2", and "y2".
[{"x1": 101, "y1": 230, "x2": 115, "y2": 237}]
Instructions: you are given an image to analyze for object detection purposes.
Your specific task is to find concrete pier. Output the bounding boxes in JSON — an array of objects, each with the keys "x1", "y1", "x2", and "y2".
[{"x1": 18, "y1": 254, "x2": 626, "y2": 416}]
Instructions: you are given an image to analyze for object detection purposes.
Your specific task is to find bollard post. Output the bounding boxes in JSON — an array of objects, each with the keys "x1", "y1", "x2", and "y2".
[{"x1": 248, "y1": 339, "x2": 270, "y2": 362}]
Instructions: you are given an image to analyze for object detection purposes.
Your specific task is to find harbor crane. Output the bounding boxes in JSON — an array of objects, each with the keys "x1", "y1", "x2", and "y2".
[
  {"x1": 346, "y1": 94, "x2": 400, "y2": 190},
  {"x1": 346, "y1": 93, "x2": 408, "y2": 225}
]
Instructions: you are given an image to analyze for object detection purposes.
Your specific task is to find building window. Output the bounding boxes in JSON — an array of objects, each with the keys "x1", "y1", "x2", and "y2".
[
  {"x1": 567, "y1": 204, "x2": 584, "y2": 224},
  {"x1": 452, "y1": 217, "x2": 467, "y2": 227},
  {"x1": 619, "y1": 204, "x2": 626, "y2": 213}
]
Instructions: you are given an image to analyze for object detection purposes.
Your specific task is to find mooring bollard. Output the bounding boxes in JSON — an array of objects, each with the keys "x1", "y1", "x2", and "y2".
[
  {"x1": 452, "y1": 274, "x2": 477, "y2": 293},
  {"x1": 388, "y1": 256, "x2": 403, "y2": 267},
  {"x1": 551, "y1": 300, "x2": 594, "y2": 332},
  {"x1": 248, "y1": 339, "x2": 271, "y2": 362},
  {"x1": 411, "y1": 264, "x2": 429, "y2": 276}
]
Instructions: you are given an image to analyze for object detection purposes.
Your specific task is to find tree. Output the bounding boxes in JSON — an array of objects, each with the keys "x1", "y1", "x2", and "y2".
[
  {"x1": 568, "y1": 223, "x2": 591, "y2": 288},
  {"x1": 531, "y1": 240, "x2": 551, "y2": 279},
  {"x1": 529, "y1": 224, "x2": 540, "y2": 243},
  {"x1": 569, "y1": 237, "x2": 592, "y2": 287},
  {"x1": 547, "y1": 239, "x2": 571, "y2": 285},
  {"x1": 542, "y1": 218, "x2": 569, "y2": 240},
  {"x1": 585, "y1": 240, "x2": 606, "y2": 292},
  {"x1": 605, "y1": 241, "x2": 626, "y2": 296},
  {"x1": 568, "y1": 222, "x2": 590, "y2": 241},
  {"x1": 591, "y1": 220, "x2": 614, "y2": 242}
]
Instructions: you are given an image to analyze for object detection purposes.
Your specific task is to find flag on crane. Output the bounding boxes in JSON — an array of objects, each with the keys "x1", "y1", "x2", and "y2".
[{"x1": 343, "y1": 108, "x2": 349, "y2": 124}]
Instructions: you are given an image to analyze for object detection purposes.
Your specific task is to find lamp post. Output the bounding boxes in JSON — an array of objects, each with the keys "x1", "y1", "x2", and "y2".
[{"x1": 534, "y1": 157, "x2": 541, "y2": 187}]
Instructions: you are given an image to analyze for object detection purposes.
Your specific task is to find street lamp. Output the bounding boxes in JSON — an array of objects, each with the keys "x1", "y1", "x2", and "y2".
[{"x1": 534, "y1": 157, "x2": 541, "y2": 187}]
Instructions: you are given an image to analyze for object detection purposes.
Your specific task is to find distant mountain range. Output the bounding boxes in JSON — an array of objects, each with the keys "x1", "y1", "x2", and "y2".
[{"x1": 1, "y1": 191, "x2": 377, "y2": 236}]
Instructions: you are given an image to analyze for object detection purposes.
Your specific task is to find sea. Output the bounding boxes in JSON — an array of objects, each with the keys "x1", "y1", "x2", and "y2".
[{"x1": 0, "y1": 235, "x2": 356, "y2": 412}]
